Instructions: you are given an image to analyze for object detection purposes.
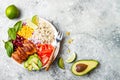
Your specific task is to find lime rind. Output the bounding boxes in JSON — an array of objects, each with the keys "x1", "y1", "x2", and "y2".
[
  {"x1": 58, "y1": 57, "x2": 65, "y2": 69},
  {"x1": 32, "y1": 15, "x2": 39, "y2": 26},
  {"x1": 66, "y1": 53, "x2": 77, "y2": 63},
  {"x1": 5, "y1": 5, "x2": 20, "y2": 19}
]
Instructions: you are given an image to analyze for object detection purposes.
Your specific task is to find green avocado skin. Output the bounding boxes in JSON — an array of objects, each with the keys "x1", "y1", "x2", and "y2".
[
  {"x1": 71, "y1": 59, "x2": 99, "y2": 76},
  {"x1": 24, "y1": 54, "x2": 42, "y2": 71}
]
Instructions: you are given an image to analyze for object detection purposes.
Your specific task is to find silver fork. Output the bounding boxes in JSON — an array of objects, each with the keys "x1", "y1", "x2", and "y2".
[
  {"x1": 45, "y1": 31, "x2": 63, "y2": 71},
  {"x1": 56, "y1": 31, "x2": 63, "y2": 43}
]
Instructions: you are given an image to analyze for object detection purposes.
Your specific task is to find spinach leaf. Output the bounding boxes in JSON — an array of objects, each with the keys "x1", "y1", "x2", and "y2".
[
  {"x1": 8, "y1": 28, "x2": 16, "y2": 40},
  {"x1": 4, "y1": 41, "x2": 13, "y2": 57},
  {"x1": 14, "y1": 21, "x2": 22, "y2": 32}
]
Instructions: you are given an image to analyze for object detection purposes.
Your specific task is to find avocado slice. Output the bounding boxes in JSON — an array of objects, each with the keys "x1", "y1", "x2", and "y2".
[
  {"x1": 71, "y1": 60, "x2": 99, "y2": 76},
  {"x1": 24, "y1": 54, "x2": 42, "y2": 71},
  {"x1": 24, "y1": 61, "x2": 29, "y2": 68},
  {"x1": 32, "y1": 62, "x2": 39, "y2": 70},
  {"x1": 29, "y1": 57, "x2": 38, "y2": 64},
  {"x1": 37, "y1": 59, "x2": 42, "y2": 68},
  {"x1": 28, "y1": 65, "x2": 33, "y2": 71}
]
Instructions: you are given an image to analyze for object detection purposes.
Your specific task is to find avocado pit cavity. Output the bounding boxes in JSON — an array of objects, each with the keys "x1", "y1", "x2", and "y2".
[{"x1": 76, "y1": 63, "x2": 88, "y2": 72}]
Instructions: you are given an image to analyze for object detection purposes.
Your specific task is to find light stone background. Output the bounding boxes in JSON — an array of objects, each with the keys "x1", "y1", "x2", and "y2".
[{"x1": 0, "y1": 0, "x2": 120, "y2": 80}]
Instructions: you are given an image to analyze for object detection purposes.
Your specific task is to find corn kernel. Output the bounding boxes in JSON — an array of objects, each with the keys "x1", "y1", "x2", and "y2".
[{"x1": 17, "y1": 25, "x2": 34, "y2": 39}]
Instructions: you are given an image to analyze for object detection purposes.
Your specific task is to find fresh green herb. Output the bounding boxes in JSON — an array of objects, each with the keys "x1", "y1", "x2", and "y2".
[
  {"x1": 4, "y1": 41, "x2": 13, "y2": 57},
  {"x1": 4, "y1": 21, "x2": 22, "y2": 57},
  {"x1": 14, "y1": 21, "x2": 22, "y2": 32},
  {"x1": 8, "y1": 27, "x2": 16, "y2": 40}
]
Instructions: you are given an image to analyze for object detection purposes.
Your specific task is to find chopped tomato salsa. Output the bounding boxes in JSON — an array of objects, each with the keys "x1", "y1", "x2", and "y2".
[{"x1": 36, "y1": 44, "x2": 54, "y2": 66}]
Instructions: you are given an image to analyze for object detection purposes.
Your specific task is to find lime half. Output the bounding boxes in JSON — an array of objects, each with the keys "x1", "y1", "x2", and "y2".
[
  {"x1": 32, "y1": 15, "x2": 39, "y2": 26},
  {"x1": 66, "y1": 53, "x2": 77, "y2": 63},
  {"x1": 58, "y1": 57, "x2": 65, "y2": 69}
]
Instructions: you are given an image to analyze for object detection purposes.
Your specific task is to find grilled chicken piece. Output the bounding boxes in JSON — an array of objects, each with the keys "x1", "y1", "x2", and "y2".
[
  {"x1": 12, "y1": 40, "x2": 36, "y2": 64},
  {"x1": 12, "y1": 52, "x2": 23, "y2": 64},
  {"x1": 17, "y1": 47, "x2": 28, "y2": 60},
  {"x1": 23, "y1": 40, "x2": 36, "y2": 55}
]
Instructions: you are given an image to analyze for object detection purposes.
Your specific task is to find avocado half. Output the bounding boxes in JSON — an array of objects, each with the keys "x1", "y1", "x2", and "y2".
[{"x1": 71, "y1": 60, "x2": 99, "y2": 76}]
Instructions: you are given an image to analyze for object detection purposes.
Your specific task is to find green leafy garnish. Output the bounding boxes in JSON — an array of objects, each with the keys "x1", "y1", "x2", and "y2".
[
  {"x1": 4, "y1": 41, "x2": 13, "y2": 57},
  {"x1": 8, "y1": 28, "x2": 16, "y2": 40},
  {"x1": 14, "y1": 21, "x2": 22, "y2": 32},
  {"x1": 8, "y1": 21, "x2": 22, "y2": 40},
  {"x1": 4, "y1": 21, "x2": 22, "y2": 57}
]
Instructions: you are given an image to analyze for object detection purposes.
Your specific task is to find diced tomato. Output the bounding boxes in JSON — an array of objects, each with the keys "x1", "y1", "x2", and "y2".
[
  {"x1": 41, "y1": 55, "x2": 49, "y2": 66},
  {"x1": 36, "y1": 44, "x2": 54, "y2": 66}
]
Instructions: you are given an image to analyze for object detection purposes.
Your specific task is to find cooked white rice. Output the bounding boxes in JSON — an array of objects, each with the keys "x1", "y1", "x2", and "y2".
[{"x1": 29, "y1": 19, "x2": 55, "y2": 44}]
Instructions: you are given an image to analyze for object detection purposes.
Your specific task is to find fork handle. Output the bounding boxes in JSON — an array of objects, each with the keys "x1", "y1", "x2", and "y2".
[{"x1": 45, "y1": 47, "x2": 56, "y2": 71}]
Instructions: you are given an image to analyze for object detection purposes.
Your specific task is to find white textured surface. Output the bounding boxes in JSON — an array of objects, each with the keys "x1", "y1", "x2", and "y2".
[{"x1": 0, "y1": 0, "x2": 120, "y2": 80}]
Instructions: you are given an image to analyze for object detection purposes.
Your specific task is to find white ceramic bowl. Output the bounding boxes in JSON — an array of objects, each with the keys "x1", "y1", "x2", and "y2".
[{"x1": 12, "y1": 17, "x2": 60, "y2": 70}]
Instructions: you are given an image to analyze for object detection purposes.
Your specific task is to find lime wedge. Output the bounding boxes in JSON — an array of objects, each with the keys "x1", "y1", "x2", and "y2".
[
  {"x1": 58, "y1": 57, "x2": 65, "y2": 69},
  {"x1": 26, "y1": 19, "x2": 38, "y2": 30},
  {"x1": 32, "y1": 15, "x2": 39, "y2": 26},
  {"x1": 66, "y1": 53, "x2": 77, "y2": 63}
]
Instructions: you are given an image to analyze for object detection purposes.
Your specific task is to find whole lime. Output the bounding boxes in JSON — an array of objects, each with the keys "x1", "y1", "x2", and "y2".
[{"x1": 5, "y1": 5, "x2": 20, "y2": 19}]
